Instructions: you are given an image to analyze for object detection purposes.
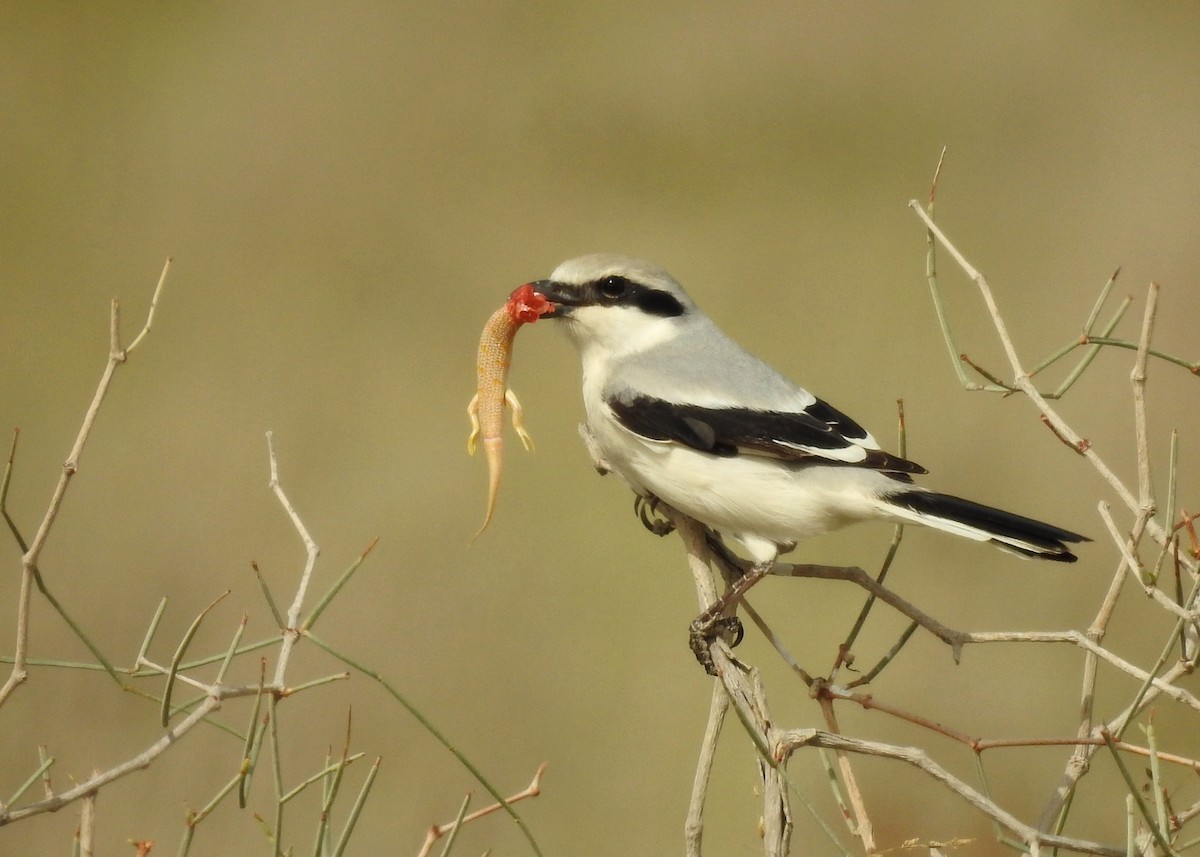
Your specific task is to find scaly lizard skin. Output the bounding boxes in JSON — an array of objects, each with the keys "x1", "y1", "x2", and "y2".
[{"x1": 467, "y1": 283, "x2": 553, "y2": 538}]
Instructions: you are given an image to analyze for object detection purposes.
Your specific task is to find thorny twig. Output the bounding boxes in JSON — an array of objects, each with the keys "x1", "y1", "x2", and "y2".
[
  {"x1": 415, "y1": 763, "x2": 547, "y2": 857},
  {"x1": 908, "y1": 182, "x2": 1198, "y2": 844},
  {"x1": 685, "y1": 684, "x2": 729, "y2": 857},
  {"x1": 0, "y1": 259, "x2": 172, "y2": 708},
  {"x1": 267, "y1": 431, "x2": 321, "y2": 688},
  {"x1": 2, "y1": 261, "x2": 548, "y2": 856},
  {"x1": 669, "y1": 508, "x2": 1156, "y2": 857},
  {"x1": 671, "y1": 177, "x2": 1197, "y2": 856},
  {"x1": 909, "y1": 200, "x2": 1195, "y2": 574}
]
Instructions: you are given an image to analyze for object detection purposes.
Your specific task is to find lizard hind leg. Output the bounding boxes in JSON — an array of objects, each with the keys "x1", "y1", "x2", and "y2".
[
  {"x1": 505, "y1": 389, "x2": 535, "y2": 451},
  {"x1": 466, "y1": 394, "x2": 481, "y2": 454}
]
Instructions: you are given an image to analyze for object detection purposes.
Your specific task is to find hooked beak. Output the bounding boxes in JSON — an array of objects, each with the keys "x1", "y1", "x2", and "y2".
[{"x1": 526, "y1": 279, "x2": 578, "y2": 318}]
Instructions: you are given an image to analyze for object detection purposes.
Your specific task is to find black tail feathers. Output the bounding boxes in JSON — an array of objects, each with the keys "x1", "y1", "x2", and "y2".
[{"x1": 886, "y1": 490, "x2": 1089, "y2": 563}]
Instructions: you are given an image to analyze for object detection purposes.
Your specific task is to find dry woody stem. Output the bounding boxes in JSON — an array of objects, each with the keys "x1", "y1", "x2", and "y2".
[{"x1": 668, "y1": 175, "x2": 1199, "y2": 856}]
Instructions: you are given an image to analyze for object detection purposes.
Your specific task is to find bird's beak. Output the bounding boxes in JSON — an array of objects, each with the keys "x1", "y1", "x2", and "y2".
[{"x1": 527, "y1": 279, "x2": 577, "y2": 318}]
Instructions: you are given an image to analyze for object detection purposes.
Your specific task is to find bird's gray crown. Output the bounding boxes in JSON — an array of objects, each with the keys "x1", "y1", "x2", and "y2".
[{"x1": 551, "y1": 255, "x2": 694, "y2": 306}]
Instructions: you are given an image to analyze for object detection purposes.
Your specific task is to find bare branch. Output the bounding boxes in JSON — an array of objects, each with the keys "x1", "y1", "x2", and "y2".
[
  {"x1": 1, "y1": 694, "x2": 220, "y2": 825},
  {"x1": 686, "y1": 684, "x2": 729, "y2": 857},
  {"x1": 414, "y1": 763, "x2": 547, "y2": 857},
  {"x1": 774, "y1": 730, "x2": 1124, "y2": 857},
  {"x1": 1, "y1": 260, "x2": 172, "y2": 708},
  {"x1": 266, "y1": 432, "x2": 321, "y2": 688}
]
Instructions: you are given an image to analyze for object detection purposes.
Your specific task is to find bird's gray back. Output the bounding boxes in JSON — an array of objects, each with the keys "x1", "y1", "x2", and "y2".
[{"x1": 605, "y1": 314, "x2": 815, "y2": 411}]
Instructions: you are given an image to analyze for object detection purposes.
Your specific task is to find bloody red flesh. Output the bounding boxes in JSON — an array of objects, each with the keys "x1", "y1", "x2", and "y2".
[{"x1": 506, "y1": 283, "x2": 554, "y2": 325}]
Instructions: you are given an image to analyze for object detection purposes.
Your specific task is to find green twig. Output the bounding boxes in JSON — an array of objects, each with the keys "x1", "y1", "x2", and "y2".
[
  {"x1": 1144, "y1": 718, "x2": 1170, "y2": 842},
  {"x1": 186, "y1": 771, "x2": 244, "y2": 831},
  {"x1": 177, "y1": 822, "x2": 196, "y2": 857},
  {"x1": 959, "y1": 353, "x2": 1016, "y2": 392},
  {"x1": 847, "y1": 621, "x2": 919, "y2": 688},
  {"x1": 269, "y1": 693, "x2": 284, "y2": 857},
  {"x1": 161, "y1": 591, "x2": 230, "y2": 727},
  {"x1": 1101, "y1": 730, "x2": 1174, "y2": 855},
  {"x1": 969, "y1": 753, "x2": 1012, "y2": 851},
  {"x1": 741, "y1": 598, "x2": 813, "y2": 685},
  {"x1": 302, "y1": 536, "x2": 379, "y2": 632},
  {"x1": 331, "y1": 757, "x2": 380, "y2": 857},
  {"x1": 5, "y1": 754, "x2": 55, "y2": 807},
  {"x1": 135, "y1": 598, "x2": 168, "y2": 669},
  {"x1": 1045, "y1": 292, "x2": 1132, "y2": 398},
  {"x1": 816, "y1": 749, "x2": 852, "y2": 835},
  {"x1": 311, "y1": 717, "x2": 350, "y2": 857},
  {"x1": 279, "y1": 754, "x2": 366, "y2": 805},
  {"x1": 1029, "y1": 267, "x2": 1125, "y2": 388},
  {"x1": 29, "y1": 567, "x2": 126, "y2": 687},
  {"x1": 921, "y1": 148, "x2": 974, "y2": 389},
  {"x1": 253, "y1": 561, "x2": 286, "y2": 630},
  {"x1": 436, "y1": 793, "x2": 472, "y2": 857},
  {"x1": 285, "y1": 672, "x2": 350, "y2": 696},
  {"x1": 240, "y1": 659, "x2": 268, "y2": 808},
  {"x1": 155, "y1": 691, "x2": 244, "y2": 741},
  {"x1": 838, "y1": 400, "x2": 909, "y2": 677},
  {"x1": 0, "y1": 656, "x2": 118, "y2": 671},
  {"x1": 37, "y1": 744, "x2": 52, "y2": 799},
  {"x1": 1082, "y1": 267, "x2": 1121, "y2": 336},
  {"x1": 1083, "y1": 337, "x2": 1200, "y2": 374},
  {"x1": 179, "y1": 637, "x2": 278, "y2": 672},
  {"x1": 303, "y1": 631, "x2": 545, "y2": 857},
  {"x1": 1159, "y1": 431, "x2": 1179, "y2": 584},
  {"x1": 215, "y1": 613, "x2": 249, "y2": 685},
  {"x1": 785, "y1": 766, "x2": 855, "y2": 857},
  {"x1": 1, "y1": 429, "x2": 25, "y2": 550},
  {"x1": 917, "y1": 193, "x2": 1194, "y2": 404},
  {"x1": 1113, "y1": 549, "x2": 1200, "y2": 741}
]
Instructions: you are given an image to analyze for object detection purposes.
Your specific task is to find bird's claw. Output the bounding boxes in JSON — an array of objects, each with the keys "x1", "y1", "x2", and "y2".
[
  {"x1": 634, "y1": 494, "x2": 675, "y2": 537},
  {"x1": 688, "y1": 612, "x2": 744, "y2": 675}
]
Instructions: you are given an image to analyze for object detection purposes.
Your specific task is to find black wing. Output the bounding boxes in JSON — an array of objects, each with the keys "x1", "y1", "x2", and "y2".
[{"x1": 607, "y1": 394, "x2": 926, "y2": 477}]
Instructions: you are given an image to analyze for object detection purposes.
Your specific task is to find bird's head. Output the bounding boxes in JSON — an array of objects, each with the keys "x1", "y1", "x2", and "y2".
[{"x1": 530, "y1": 254, "x2": 697, "y2": 359}]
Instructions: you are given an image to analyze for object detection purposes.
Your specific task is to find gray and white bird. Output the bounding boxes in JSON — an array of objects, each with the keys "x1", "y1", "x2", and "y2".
[{"x1": 531, "y1": 253, "x2": 1087, "y2": 576}]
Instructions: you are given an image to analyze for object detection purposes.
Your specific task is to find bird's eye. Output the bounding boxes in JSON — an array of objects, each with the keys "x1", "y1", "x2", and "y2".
[{"x1": 598, "y1": 276, "x2": 629, "y2": 299}]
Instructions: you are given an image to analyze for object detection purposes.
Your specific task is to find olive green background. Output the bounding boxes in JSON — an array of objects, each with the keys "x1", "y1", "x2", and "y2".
[{"x1": 2, "y1": 3, "x2": 1198, "y2": 855}]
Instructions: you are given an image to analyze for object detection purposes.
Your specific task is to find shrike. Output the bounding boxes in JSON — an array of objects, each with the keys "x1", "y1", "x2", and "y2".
[{"x1": 531, "y1": 254, "x2": 1087, "y2": 593}]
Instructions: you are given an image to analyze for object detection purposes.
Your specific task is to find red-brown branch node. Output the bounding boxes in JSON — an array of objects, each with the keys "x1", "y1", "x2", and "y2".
[{"x1": 1039, "y1": 415, "x2": 1090, "y2": 454}]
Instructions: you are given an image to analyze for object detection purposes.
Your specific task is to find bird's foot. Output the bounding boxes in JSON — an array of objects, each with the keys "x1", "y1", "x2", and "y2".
[
  {"x1": 634, "y1": 494, "x2": 675, "y2": 537},
  {"x1": 687, "y1": 560, "x2": 771, "y2": 674},
  {"x1": 688, "y1": 613, "x2": 744, "y2": 675}
]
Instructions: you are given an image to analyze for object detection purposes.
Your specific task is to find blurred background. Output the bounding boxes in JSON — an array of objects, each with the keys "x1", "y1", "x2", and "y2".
[{"x1": 1, "y1": 3, "x2": 1198, "y2": 854}]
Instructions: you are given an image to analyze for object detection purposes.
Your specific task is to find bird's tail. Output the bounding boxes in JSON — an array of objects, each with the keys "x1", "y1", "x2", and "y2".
[{"x1": 879, "y1": 489, "x2": 1089, "y2": 562}]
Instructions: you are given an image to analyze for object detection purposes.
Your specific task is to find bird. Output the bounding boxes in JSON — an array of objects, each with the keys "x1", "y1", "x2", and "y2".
[{"x1": 530, "y1": 254, "x2": 1088, "y2": 584}]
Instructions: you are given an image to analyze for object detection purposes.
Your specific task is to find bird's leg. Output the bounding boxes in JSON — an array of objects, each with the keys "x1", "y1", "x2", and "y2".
[
  {"x1": 703, "y1": 530, "x2": 751, "y2": 583},
  {"x1": 688, "y1": 560, "x2": 771, "y2": 675}
]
